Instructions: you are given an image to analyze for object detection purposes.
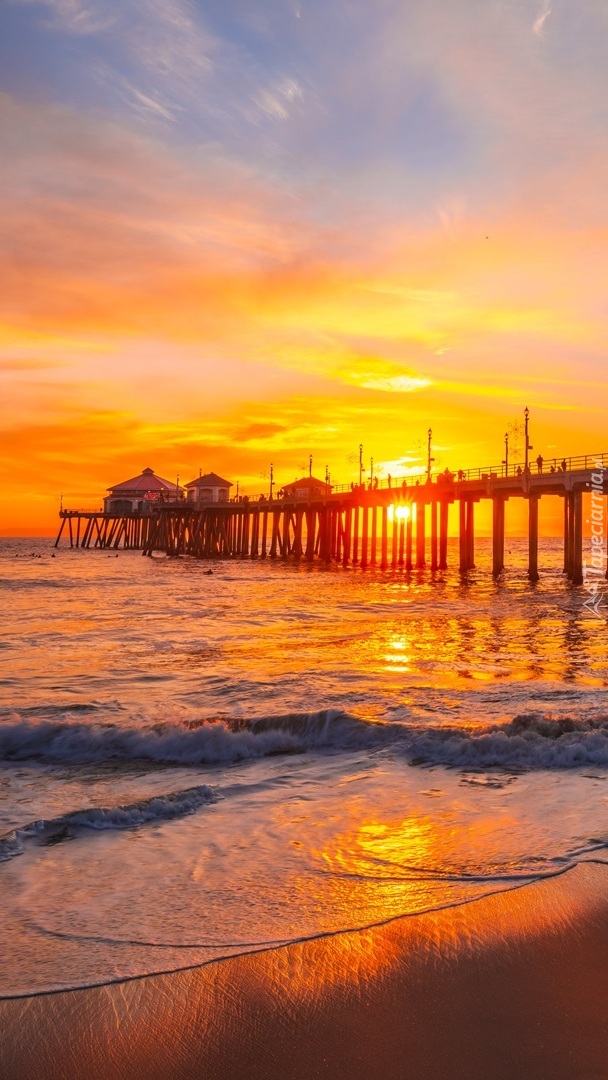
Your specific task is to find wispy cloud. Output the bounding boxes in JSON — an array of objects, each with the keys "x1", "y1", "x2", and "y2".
[
  {"x1": 17, "y1": 0, "x2": 118, "y2": 35},
  {"x1": 533, "y1": 1, "x2": 552, "y2": 38}
]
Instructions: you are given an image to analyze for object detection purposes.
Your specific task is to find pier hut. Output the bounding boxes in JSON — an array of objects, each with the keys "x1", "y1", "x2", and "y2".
[
  {"x1": 282, "y1": 475, "x2": 332, "y2": 499},
  {"x1": 185, "y1": 472, "x2": 233, "y2": 504},
  {"x1": 104, "y1": 467, "x2": 181, "y2": 514}
]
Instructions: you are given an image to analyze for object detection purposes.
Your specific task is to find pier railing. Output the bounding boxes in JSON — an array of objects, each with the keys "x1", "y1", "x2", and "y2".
[{"x1": 328, "y1": 451, "x2": 608, "y2": 493}]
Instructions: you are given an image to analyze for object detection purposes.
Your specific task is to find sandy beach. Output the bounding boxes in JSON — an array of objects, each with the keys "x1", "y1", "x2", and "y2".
[{"x1": 2, "y1": 861, "x2": 607, "y2": 1080}]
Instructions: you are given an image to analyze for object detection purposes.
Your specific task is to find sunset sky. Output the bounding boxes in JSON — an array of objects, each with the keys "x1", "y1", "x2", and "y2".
[{"x1": 2, "y1": 0, "x2": 608, "y2": 534}]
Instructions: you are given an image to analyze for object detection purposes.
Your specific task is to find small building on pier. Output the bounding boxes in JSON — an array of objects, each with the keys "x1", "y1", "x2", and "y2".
[
  {"x1": 104, "y1": 467, "x2": 182, "y2": 514},
  {"x1": 282, "y1": 475, "x2": 332, "y2": 499},
  {"x1": 185, "y1": 472, "x2": 233, "y2": 504}
]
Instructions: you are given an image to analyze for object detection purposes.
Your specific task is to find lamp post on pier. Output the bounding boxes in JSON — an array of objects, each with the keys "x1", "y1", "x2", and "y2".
[
  {"x1": 524, "y1": 407, "x2": 533, "y2": 475},
  {"x1": 427, "y1": 428, "x2": 435, "y2": 483},
  {"x1": 503, "y1": 433, "x2": 509, "y2": 477},
  {"x1": 359, "y1": 443, "x2": 364, "y2": 487},
  {"x1": 309, "y1": 454, "x2": 313, "y2": 478},
  {"x1": 269, "y1": 463, "x2": 274, "y2": 500}
]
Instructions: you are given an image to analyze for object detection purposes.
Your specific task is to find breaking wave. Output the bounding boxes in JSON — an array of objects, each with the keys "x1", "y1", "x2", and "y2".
[
  {"x1": 406, "y1": 713, "x2": 608, "y2": 769},
  {"x1": 0, "y1": 784, "x2": 217, "y2": 862},
  {"x1": 2, "y1": 710, "x2": 608, "y2": 771},
  {"x1": 0, "y1": 709, "x2": 384, "y2": 766}
]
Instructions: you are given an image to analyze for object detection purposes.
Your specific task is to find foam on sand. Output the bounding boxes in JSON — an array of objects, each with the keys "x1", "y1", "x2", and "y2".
[
  {"x1": 0, "y1": 784, "x2": 218, "y2": 861},
  {"x1": 2, "y1": 862, "x2": 608, "y2": 1079}
]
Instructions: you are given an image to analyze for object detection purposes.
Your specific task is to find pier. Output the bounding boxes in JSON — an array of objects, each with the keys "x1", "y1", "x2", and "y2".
[{"x1": 55, "y1": 453, "x2": 608, "y2": 583}]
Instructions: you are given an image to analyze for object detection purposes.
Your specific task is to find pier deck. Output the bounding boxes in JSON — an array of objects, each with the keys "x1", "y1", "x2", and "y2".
[{"x1": 55, "y1": 454, "x2": 608, "y2": 584}]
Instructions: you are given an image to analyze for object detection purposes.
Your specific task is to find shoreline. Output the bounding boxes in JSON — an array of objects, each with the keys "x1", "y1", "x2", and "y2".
[{"x1": 2, "y1": 861, "x2": 608, "y2": 1079}]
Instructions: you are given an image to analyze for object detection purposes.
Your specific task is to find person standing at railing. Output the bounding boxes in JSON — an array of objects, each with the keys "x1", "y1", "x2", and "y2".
[
  {"x1": 536, "y1": 455, "x2": 544, "y2": 474},
  {"x1": 561, "y1": 459, "x2": 567, "y2": 472}
]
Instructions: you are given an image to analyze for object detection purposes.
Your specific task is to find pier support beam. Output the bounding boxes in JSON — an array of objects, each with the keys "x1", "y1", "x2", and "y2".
[
  {"x1": 54, "y1": 517, "x2": 67, "y2": 547},
  {"x1": 572, "y1": 490, "x2": 583, "y2": 585},
  {"x1": 459, "y1": 500, "x2": 475, "y2": 571},
  {"x1": 360, "y1": 507, "x2": 369, "y2": 568},
  {"x1": 342, "y1": 507, "x2": 352, "y2": 567},
  {"x1": 430, "y1": 501, "x2": 438, "y2": 571},
  {"x1": 380, "y1": 506, "x2": 389, "y2": 570},
  {"x1": 492, "y1": 496, "x2": 505, "y2": 577},
  {"x1": 439, "y1": 501, "x2": 449, "y2": 570},
  {"x1": 406, "y1": 516, "x2": 413, "y2": 570},
  {"x1": 371, "y1": 507, "x2": 377, "y2": 566},
  {"x1": 566, "y1": 493, "x2": 575, "y2": 579},
  {"x1": 467, "y1": 501, "x2": 475, "y2": 570},
  {"x1": 528, "y1": 495, "x2": 539, "y2": 582},
  {"x1": 459, "y1": 499, "x2": 467, "y2": 572},
  {"x1": 416, "y1": 502, "x2": 425, "y2": 568}
]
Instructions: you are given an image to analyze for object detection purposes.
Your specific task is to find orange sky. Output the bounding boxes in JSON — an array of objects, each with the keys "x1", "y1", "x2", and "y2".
[{"x1": 1, "y1": 2, "x2": 607, "y2": 535}]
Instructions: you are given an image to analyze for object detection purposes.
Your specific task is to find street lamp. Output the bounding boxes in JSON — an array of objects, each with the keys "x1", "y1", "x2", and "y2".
[
  {"x1": 370, "y1": 457, "x2": 374, "y2": 487},
  {"x1": 325, "y1": 465, "x2": 330, "y2": 485},
  {"x1": 309, "y1": 454, "x2": 313, "y2": 478},
  {"x1": 427, "y1": 428, "x2": 435, "y2": 482},
  {"x1": 269, "y1": 462, "x2": 274, "y2": 500},
  {"x1": 524, "y1": 407, "x2": 533, "y2": 474},
  {"x1": 503, "y1": 432, "x2": 509, "y2": 476},
  {"x1": 359, "y1": 443, "x2": 364, "y2": 487}
]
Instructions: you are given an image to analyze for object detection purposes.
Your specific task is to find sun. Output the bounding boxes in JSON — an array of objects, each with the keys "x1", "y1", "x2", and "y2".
[{"x1": 388, "y1": 504, "x2": 411, "y2": 522}]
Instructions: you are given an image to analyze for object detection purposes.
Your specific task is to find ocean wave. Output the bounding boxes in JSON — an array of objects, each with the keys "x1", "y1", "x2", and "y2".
[
  {"x1": 2, "y1": 710, "x2": 608, "y2": 771},
  {"x1": 0, "y1": 784, "x2": 217, "y2": 862},
  {"x1": 405, "y1": 713, "x2": 608, "y2": 769},
  {"x1": 0, "y1": 709, "x2": 385, "y2": 766}
]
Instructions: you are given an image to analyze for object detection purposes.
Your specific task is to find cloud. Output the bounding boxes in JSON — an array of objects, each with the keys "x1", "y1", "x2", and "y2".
[
  {"x1": 17, "y1": 0, "x2": 118, "y2": 35},
  {"x1": 533, "y1": 1, "x2": 552, "y2": 37}
]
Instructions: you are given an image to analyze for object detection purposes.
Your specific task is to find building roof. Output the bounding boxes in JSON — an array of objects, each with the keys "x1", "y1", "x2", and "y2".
[
  {"x1": 283, "y1": 475, "x2": 331, "y2": 489},
  {"x1": 185, "y1": 472, "x2": 233, "y2": 489},
  {"x1": 107, "y1": 467, "x2": 179, "y2": 493}
]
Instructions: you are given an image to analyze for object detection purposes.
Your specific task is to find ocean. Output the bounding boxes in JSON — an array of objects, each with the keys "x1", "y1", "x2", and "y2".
[{"x1": 2, "y1": 534, "x2": 608, "y2": 1001}]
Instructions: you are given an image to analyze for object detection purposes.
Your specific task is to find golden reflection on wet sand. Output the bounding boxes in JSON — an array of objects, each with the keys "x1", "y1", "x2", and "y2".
[{"x1": 3, "y1": 863, "x2": 608, "y2": 1080}]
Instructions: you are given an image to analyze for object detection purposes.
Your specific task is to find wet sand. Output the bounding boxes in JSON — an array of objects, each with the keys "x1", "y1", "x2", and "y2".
[{"x1": 2, "y1": 862, "x2": 608, "y2": 1080}]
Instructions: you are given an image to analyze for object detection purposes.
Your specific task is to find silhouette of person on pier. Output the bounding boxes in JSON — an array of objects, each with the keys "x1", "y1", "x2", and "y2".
[
  {"x1": 561, "y1": 459, "x2": 567, "y2": 472},
  {"x1": 536, "y1": 455, "x2": 544, "y2": 474}
]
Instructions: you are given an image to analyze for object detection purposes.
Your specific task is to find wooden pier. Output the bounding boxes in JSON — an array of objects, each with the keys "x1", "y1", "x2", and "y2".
[
  {"x1": 54, "y1": 510, "x2": 155, "y2": 552},
  {"x1": 55, "y1": 454, "x2": 608, "y2": 584}
]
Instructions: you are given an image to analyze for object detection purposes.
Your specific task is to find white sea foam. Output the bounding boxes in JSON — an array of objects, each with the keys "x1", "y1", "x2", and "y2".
[
  {"x1": 0, "y1": 784, "x2": 218, "y2": 862},
  {"x1": 405, "y1": 714, "x2": 608, "y2": 769},
  {"x1": 2, "y1": 710, "x2": 608, "y2": 772},
  {"x1": 0, "y1": 709, "x2": 383, "y2": 765}
]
